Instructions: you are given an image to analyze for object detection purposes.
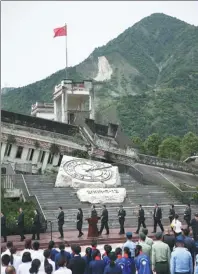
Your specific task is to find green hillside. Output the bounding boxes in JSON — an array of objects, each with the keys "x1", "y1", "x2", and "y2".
[{"x1": 2, "y1": 13, "x2": 198, "y2": 138}]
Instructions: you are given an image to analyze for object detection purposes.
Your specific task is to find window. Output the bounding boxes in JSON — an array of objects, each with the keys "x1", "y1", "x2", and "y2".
[
  {"x1": 38, "y1": 151, "x2": 45, "y2": 163},
  {"x1": 68, "y1": 113, "x2": 75, "y2": 124},
  {"x1": 16, "y1": 146, "x2": 23, "y2": 159},
  {"x1": 47, "y1": 153, "x2": 54, "y2": 165},
  {"x1": 4, "y1": 144, "x2": 12, "y2": 157},
  {"x1": 58, "y1": 155, "x2": 63, "y2": 166},
  {"x1": 26, "y1": 148, "x2": 34, "y2": 161}
]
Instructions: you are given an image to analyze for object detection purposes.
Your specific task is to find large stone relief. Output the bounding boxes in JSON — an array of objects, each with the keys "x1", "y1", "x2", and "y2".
[
  {"x1": 55, "y1": 155, "x2": 121, "y2": 188},
  {"x1": 77, "y1": 188, "x2": 126, "y2": 204}
]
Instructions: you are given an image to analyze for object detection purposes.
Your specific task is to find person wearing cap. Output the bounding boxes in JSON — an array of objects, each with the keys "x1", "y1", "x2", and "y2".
[
  {"x1": 170, "y1": 235, "x2": 193, "y2": 274},
  {"x1": 190, "y1": 213, "x2": 198, "y2": 241},
  {"x1": 152, "y1": 232, "x2": 170, "y2": 274},
  {"x1": 123, "y1": 232, "x2": 136, "y2": 258}
]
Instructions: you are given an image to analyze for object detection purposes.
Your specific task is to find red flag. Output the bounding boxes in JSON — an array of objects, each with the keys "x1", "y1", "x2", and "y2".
[{"x1": 53, "y1": 25, "x2": 67, "y2": 38}]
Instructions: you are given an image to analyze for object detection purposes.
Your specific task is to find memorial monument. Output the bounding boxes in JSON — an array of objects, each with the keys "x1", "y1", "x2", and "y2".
[{"x1": 55, "y1": 155, "x2": 126, "y2": 204}]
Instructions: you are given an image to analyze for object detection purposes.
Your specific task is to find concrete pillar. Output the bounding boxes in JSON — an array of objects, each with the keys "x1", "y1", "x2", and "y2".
[
  {"x1": 53, "y1": 154, "x2": 59, "y2": 166},
  {"x1": 41, "y1": 152, "x2": 50, "y2": 172},
  {"x1": 10, "y1": 145, "x2": 17, "y2": 160},
  {"x1": 61, "y1": 92, "x2": 65, "y2": 123},
  {"x1": 89, "y1": 94, "x2": 95, "y2": 120},
  {"x1": 21, "y1": 147, "x2": 29, "y2": 161},
  {"x1": 1, "y1": 143, "x2": 6, "y2": 162},
  {"x1": 32, "y1": 149, "x2": 40, "y2": 165},
  {"x1": 54, "y1": 100, "x2": 57, "y2": 121}
]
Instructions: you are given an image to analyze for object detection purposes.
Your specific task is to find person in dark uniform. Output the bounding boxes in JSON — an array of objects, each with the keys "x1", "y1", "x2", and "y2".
[
  {"x1": 118, "y1": 205, "x2": 126, "y2": 235},
  {"x1": 169, "y1": 204, "x2": 175, "y2": 224},
  {"x1": 91, "y1": 205, "x2": 98, "y2": 218},
  {"x1": 17, "y1": 207, "x2": 25, "y2": 241},
  {"x1": 57, "y1": 206, "x2": 64, "y2": 239},
  {"x1": 77, "y1": 208, "x2": 84, "y2": 238},
  {"x1": 1, "y1": 212, "x2": 7, "y2": 242},
  {"x1": 32, "y1": 209, "x2": 41, "y2": 240},
  {"x1": 184, "y1": 204, "x2": 191, "y2": 227},
  {"x1": 152, "y1": 203, "x2": 164, "y2": 233},
  {"x1": 99, "y1": 205, "x2": 109, "y2": 235},
  {"x1": 135, "y1": 204, "x2": 146, "y2": 234}
]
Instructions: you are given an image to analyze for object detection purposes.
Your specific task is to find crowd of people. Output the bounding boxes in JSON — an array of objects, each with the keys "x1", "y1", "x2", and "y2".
[{"x1": 1, "y1": 225, "x2": 198, "y2": 274}]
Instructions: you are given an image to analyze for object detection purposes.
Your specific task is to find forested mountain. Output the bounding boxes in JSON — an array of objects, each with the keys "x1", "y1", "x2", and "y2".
[{"x1": 2, "y1": 13, "x2": 198, "y2": 138}]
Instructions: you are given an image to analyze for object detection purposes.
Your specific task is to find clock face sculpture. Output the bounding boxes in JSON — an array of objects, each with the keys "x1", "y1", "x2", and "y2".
[{"x1": 63, "y1": 159, "x2": 112, "y2": 182}]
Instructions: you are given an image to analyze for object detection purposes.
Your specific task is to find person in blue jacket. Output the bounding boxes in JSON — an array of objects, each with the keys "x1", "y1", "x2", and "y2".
[
  {"x1": 48, "y1": 241, "x2": 59, "y2": 262},
  {"x1": 83, "y1": 247, "x2": 92, "y2": 274},
  {"x1": 102, "y1": 245, "x2": 112, "y2": 266},
  {"x1": 55, "y1": 242, "x2": 71, "y2": 269},
  {"x1": 89, "y1": 249, "x2": 105, "y2": 274},
  {"x1": 104, "y1": 251, "x2": 122, "y2": 274},
  {"x1": 134, "y1": 245, "x2": 151, "y2": 274},
  {"x1": 115, "y1": 247, "x2": 135, "y2": 274}
]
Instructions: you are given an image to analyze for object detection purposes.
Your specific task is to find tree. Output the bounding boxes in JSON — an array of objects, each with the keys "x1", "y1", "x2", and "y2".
[
  {"x1": 144, "y1": 133, "x2": 161, "y2": 156},
  {"x1": 158, "y1": 136, "x2": 181, "y2": 160},
  {"x1": 131, "y1": 136, "x2": 145, "y2": 153},
  {"x1": 181, "y1": 132, "x2": 198, "y2": 159}
]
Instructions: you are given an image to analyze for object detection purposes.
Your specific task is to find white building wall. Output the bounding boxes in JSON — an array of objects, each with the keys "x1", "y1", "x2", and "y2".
[
  {"x1": 21, "y1": 147, "x2": 29, "y2": 161},
  {"x1": 42, "y1": 152, "x2": 50, "y2": 171},
  {"x1": 1, "y1": 143, "x2": 6, "y2": 163},
  {"x1": 53, "y1": 155, "x2": 60, "y2": 166},
  {"x1": 9, "y1": 144, "x2": 18, "y2": 160},
  {"x1": 36, "y1": 112, "x2": 54, "y2": 120}
]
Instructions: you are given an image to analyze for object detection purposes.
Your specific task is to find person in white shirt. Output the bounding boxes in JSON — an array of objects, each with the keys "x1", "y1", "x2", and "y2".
[
  {"x1": 9, "y1": 247, "x2": 21, "y2": 272},
  {"x1": 31, "y1": 242, "x2": 44, "y2": 263},
  {"x1": 41, "y1": 249, "x2": 55, "y2": 273},
  {"x1": 19, "y1": 239, "x2": 33, "y2": 257},
  {"x1": 1, "y1": 254, "x2": 10, "y2": 274},
  {"x1": 54, "y1": 258, "x2": 71, "y2": 274},
  {"x1": 29, "y1": 259, "x2": 44, "y2": 274},
  {"x1": 17, "y1": 251, "x2": 32, "y2": 274},
  {"x1": 1, "y1": 242, "x2": 13, "y2": 258},
  {"x1": 171, "y1": 214, "x2": 182, "y2": 236}
]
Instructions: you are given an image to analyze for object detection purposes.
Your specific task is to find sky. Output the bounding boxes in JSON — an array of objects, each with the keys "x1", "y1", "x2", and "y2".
[{"x1": 1, "y1": 1, "x2": 198, "y2": 88}]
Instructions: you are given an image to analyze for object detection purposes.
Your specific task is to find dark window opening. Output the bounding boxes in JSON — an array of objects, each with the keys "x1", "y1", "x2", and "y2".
[
  {"x1": 4, "y1": 144, "x2": 12, "y2": 157},
  {"x1": 58, "y1": 155, "x2": 63, "y2": 166},
  {"x1": 47, "y1": 153, "x2": 54, "y2": 164},
  {"x1": 16, "y1": 146, "x2": 23, "y2": 159},
  {"x1": 39, "y1": 151, "x2": 45, "y2": 163}
]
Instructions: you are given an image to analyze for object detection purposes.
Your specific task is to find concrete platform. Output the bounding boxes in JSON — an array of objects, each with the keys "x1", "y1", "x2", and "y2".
[{"x1": 1, "y1": 226, "x2": 169, "y2": 251}]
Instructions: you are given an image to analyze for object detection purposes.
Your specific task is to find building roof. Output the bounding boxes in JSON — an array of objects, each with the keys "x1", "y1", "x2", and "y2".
[{"x1": 1, "y1": 110, "x2": 80, "y2": 137}]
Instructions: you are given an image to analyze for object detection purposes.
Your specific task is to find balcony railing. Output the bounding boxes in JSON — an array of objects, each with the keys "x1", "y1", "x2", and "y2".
[{"x1": 1, "y1": 175, "x2": 15, "y2": 189}]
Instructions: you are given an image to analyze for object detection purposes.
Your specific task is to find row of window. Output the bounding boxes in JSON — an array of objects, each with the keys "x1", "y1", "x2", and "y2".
[{"x1": 3, "y1": 143, "x2": 63, "y2": 166}]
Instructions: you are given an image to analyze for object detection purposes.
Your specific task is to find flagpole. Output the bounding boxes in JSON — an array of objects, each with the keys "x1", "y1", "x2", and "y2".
[{"x1": 65, "y1": 23, "x2": 68, "y2": 79}]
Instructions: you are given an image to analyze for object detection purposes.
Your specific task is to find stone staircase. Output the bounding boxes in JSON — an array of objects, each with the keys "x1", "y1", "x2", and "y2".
[{"x1": 23, "y1": 174, "x2": 195, "y2": 232}]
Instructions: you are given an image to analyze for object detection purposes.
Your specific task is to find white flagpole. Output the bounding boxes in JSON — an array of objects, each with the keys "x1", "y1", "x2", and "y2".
[{"x1": 65, "y1": 24, "x2": 68, "y2": 79}]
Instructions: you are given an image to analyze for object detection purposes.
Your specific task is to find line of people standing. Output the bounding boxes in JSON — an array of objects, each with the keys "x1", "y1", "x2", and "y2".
[{"x1": 1, "y1": 208, "x2": 41, "y2": 243}]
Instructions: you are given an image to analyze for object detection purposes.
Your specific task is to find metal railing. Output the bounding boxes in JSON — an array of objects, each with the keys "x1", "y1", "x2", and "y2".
[{"x1": 1, "y1": 175, "x2": 15, "y2": 189}]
